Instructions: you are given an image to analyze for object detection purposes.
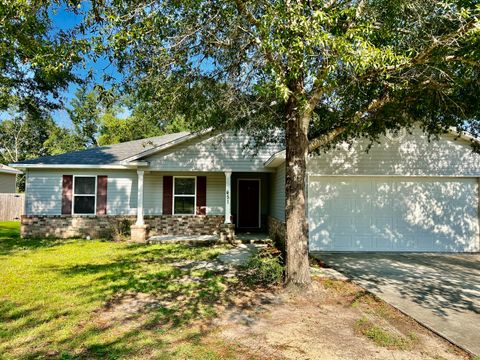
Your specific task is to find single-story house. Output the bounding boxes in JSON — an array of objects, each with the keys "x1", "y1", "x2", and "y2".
[
  {"x1": 0, "y1": 164, "x2": 22, "y2": 193},
  {"x1": 10, "y1": 128, "x2": 480, "y2": 252}
]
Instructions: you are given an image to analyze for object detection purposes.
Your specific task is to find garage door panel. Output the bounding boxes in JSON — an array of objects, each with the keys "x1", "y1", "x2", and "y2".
[
  {"x1": 373, "y1": 236, "x2": 395, "y2": 251},
  {"x1": 353, "y1": 236, "x2": 374, "y2": 250},
  {"x1": 324, "y1": 216, "x2": 354, "y2": 235},
  {"x1": 308, "y1": 177, "x2": 479, "y2": 252},
  {"x1": 353, "y1": 215, "x2": 373, "y2": 234},
  {"x1": 332, "y1": 198, "x2": 354, "y2": 213}
]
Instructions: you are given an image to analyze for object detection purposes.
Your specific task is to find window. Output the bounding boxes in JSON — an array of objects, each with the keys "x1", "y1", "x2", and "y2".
[
  {"x1": 173, "y1": 177, "x2": 196, "y2": 215},
  {"x1": 73, "y1": 176, "x2": 96, "y2": 215}
]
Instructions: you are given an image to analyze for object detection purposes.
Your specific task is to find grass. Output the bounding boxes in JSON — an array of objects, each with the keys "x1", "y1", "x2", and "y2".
[
  {"x1": 239, "y1": 247, "x2": 283, "y2": 286},
  {"x1": 0, "y1": 221, "x2": 244, "y2": 359},
  {"x1": 354, "y1": 317, "x2": 417, "y2": 350}
]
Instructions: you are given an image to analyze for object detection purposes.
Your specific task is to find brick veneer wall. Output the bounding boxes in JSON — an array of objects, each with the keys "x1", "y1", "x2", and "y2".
[
  {"x1": 21, "y1": 215, "x2": 135, "y2": 239},
  {"x1": 145, "y1": 215, "x2": 225, "y2": 237},
  {"x1": 267, "y1": 216, "x2": 286, "y2": 251},
  {"x1": 21, "y1": 215, "x2": 227, "y2": 239}
]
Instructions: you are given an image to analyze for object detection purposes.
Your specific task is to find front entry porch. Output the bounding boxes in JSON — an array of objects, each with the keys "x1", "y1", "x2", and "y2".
[{"x1": 131, "y1": 170, "x2": 271, "y2": 242}]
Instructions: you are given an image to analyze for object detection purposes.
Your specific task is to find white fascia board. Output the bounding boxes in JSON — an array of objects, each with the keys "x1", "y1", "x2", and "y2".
[
  {"x1": 264, "y1": 150, "x2": 286, "y2": 168},
  {"x1": 128, "y1": 161, "x2": 150, "y2": 167},
  {"x1": 123, "y1": 128, "x2": 214, "y2": 163},
  {"x1": 9, "y1": 164, "x2": 141, "y2": 170},
  {"x1": 448, "y1": 127, "x2": 480, "y2": 145},
  {"x1": 0, "y1": 167, "x2": 23, "y2": 175}
]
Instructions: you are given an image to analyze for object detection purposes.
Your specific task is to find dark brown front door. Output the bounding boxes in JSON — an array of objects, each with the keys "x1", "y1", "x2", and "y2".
[{"x1": 238, "y1": 179, "x2": 260, "y2": 229}]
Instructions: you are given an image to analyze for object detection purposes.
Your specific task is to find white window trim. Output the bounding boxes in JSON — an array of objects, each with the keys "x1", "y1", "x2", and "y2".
[
  {"x1": 173, "y1": 176, "x2": 197, "y2": 215},
  {"x1": 72, "y1": 175, "x2": 97, "y2": 216}
]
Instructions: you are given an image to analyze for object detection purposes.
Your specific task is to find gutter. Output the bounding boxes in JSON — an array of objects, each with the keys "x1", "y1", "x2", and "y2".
[{"x1": 264, "y1": 150, "x2": 286, "y2": 168}]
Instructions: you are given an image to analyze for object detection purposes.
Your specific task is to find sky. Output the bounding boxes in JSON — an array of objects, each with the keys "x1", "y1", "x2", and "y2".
[{"x1": 49, "y1": 2, "x2": 124, "y2": 127}]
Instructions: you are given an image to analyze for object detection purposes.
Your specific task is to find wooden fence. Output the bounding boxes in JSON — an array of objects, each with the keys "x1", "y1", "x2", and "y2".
[{"x1": 0, "y1": 193, "x2": 24, "y2": 221}]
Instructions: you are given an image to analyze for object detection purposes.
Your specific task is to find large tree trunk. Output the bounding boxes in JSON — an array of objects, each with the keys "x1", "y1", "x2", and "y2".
[{"x1": 284, "y1": 95, "x2": 311, "y2": 287}]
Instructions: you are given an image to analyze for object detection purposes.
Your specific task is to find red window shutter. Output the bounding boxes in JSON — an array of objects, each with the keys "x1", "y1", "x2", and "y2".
[
  {"x1": 61, "y1": 175, "x2": 73, "y2": 215},
  {"x1": 196, "y1": 176, "x2": 206, "y2": 215},
  {"x1": 163, "y1": 176, "x2": 173, "y2": 215},
  {"x1": 96, "y1": 175, "x2": 108, "y2": 215}
]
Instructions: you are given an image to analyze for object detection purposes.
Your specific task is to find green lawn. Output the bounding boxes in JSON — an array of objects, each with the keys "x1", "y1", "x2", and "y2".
[{"x1": 0, "y1": 222, "x2": 241, "y2": 359}]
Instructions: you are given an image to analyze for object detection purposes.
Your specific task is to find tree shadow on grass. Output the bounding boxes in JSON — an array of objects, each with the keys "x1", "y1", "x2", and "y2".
[
  {"x1": 0, "y1": 222, "x2": 74, "y2": 256},
  {"x1": 58, "y1": 247, "x2": 229, "y2": 326},
  {"x1": 10, "y1": 244, "x2": 245, "y2": 359}
]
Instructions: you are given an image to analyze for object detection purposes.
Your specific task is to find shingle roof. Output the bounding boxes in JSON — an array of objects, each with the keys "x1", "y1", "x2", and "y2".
[
  {"x1": 0, "y1": 164, "x2": 22, "y2": 174},
  {"x1": 13, "y1": 132, "x2": 190, "y2": 165}
]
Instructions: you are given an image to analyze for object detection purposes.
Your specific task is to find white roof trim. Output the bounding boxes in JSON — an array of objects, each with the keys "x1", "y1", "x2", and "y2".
[
  {"x1": 9, "y1": 164, "x2": 141, "y2": 170},
  {"x1": 264, "y1": 150, "x2": 285, "y2": 168},
  {"x1": 0, "y1": 165, "x2": 22, "y2": 174},
  {"x1": 449, "y1": 128, "x2": 480, "y2": 144},
  {"x1": 122, "y1": 128, "x2": 213, "y2": 163}
]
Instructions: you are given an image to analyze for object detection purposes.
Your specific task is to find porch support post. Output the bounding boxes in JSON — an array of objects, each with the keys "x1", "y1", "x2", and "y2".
[
  {"x1": 131, "y1": 169, "x2": 149, "y2": 242},
  {"x1": 136, "y1": 170, "x2": 145, "y2": 225},
  {"x1": 224, "y1": 171, "x2": 232, "y2": 224}
]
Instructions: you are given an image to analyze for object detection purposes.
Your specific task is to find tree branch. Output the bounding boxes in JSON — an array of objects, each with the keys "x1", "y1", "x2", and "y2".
[
  {"x1": 353, "y1": 18, "x2": 479, "y2": 85},
  {"x1": 233, "y1": 0, "x2": 285, "y2": 76},
  {"x1": 308, "y1": 94, "x2": 390, "y2": 152},
  {"x1": 233, "y1": 0, "x2": 259, "y2": 26},
  {"x1": 306, "y1": 65, "x2": 330, "y2": 114}
]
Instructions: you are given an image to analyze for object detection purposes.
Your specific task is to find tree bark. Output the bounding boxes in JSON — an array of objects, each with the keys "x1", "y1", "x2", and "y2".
[{"x1": 284, "y1": 94, "x2": 311, "y2": 287}]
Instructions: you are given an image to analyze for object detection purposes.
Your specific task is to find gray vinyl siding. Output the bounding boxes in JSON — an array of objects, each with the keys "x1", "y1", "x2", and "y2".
[
  {"x1": 106, "y1": 171, "x2": 138, "y2": 215},
  {"x1": 26, "y1": 169, "x2": 138, "y2": 216},
  {"x1": 308, "y1": 129, "x2": 480, "y2": 176},
  {"x1": 26, "y1": 170, "x2": 225, "y2": 216},
  {"x1": 144, "y1": 173, "x2": 163, "y2": 215},
  {"x1": 146, "y1": 132, "x2": 282, "y2": 173},
  {"x1": 269, "y1": 164, "x2": 285, "y2": 221},
  {"x1": 205, "y1": 172, "x2": 225, "y2": 215},
  {"x1": 0, "y1": 173, "x2": 17, "y2": 193},
  {"x1": 26, "y1": 170, "x2": 63, "y2": 215}
]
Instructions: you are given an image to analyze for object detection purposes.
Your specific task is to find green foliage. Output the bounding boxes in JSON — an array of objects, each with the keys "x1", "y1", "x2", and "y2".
[
  {"x1": 91, "y1": 0, "x2": 480, "y2": 145},
  {"x1": 67, "y1": 85, "x2": 101, "y2": 148},
  {"x1": 43, "y1": 123, "x2": 84, "y2": 155},
  {"x1": 0, "y1": 112, "x2": 53, "y2": 164},
  {"x1": 240, "y1": 248, "x2": 284, "y2": 286},
  {"x1": 0, "y1": 1, "x2": 87, "y2": 116}
]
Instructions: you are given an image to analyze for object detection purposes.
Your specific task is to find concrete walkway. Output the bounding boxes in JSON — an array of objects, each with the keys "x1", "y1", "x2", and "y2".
[
  {"x1": 311, "y1": 253, "x2": 480, "y2": 356},
  {"x1": 218, "y1": 244, "x2": 264, "y2": 266}
]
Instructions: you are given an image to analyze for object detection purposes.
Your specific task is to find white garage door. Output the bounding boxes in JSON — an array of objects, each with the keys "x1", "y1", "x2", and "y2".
[{"x1": 308, "y1": 177, "x2": 479, "y2": 252}]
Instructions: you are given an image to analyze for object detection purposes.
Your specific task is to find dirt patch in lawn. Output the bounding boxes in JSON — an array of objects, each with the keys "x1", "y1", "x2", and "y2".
[
  {"x1": 216, "y1": 278, "x2": 471, "y2": 360},
  {"x1": 67, "y1": 253, "x2": 472, "y2": 360}
]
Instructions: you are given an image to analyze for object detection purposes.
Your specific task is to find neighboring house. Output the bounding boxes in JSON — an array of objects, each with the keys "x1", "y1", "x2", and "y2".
[
  {"x1": 10, "y1": 128, "x2": 480, "y2": 253},
  {"x1": 0, "y1": 164, "x2": 21, "y2": 193}
]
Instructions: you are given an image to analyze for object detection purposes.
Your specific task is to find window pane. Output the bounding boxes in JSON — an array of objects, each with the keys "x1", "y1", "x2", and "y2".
[
  {"x1": 74, "y1": 196, "x2": 95, "y2": 214},
  {"x1": 174, "y1": 178, "x2": 195, "y2": 195},
  {"x1": 174, "y1": 196, "x2": 195, "y2": 214},
  {"x1": 75, "y1": 177, "x2": 96, "y2": 194}
]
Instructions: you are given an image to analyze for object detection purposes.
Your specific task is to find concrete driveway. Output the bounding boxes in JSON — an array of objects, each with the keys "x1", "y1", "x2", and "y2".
[{"x1": 311, "y1": 253, "x2": 480, "y2": 356}]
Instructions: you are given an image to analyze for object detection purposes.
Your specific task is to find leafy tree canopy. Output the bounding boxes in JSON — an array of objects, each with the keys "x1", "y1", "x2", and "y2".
[
  {"x1": 67, "y1": 84, "x2": 101, "y2": 147},
  {"x1": 92, "y1": 0, "x2": 480, "y2": 148},
  {"x1": 0, "y1": 0, "x2": 88, "y2": 116}
]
